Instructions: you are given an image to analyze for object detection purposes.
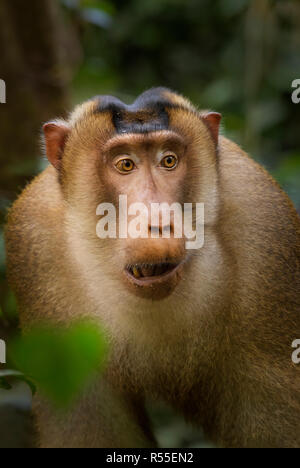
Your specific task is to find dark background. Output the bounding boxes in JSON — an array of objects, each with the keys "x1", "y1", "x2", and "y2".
[{"x1": 0, "y1": 0, "x2": 299, "y2": 448}]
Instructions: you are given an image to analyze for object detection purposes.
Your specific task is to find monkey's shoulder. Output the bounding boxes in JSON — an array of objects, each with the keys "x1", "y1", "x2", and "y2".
[
  {"x1": 218, "y1": 136, "x2": 300, "y2": 288},
  {"x1": 218, "y1": 136, "x2": 300, "y2": 226},
  {"x1": 6, "y1": 166, "x2": 63, "y2": 231},
  {"x1": 5, "y1": 165, "x2": 65, "y2": 271}
]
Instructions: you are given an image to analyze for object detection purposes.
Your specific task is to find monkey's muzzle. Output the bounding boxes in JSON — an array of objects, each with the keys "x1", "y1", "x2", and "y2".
[{"x1": 125, "y1": 262, "x2": 180, "y2": 284}]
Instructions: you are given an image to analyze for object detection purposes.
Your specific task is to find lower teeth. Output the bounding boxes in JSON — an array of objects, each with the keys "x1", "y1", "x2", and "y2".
[
  {"x1": 132, "y1": 267, "x2": 141, "y2": 278},
  {"x1": 130, "y1": 264, "x2": 174, "y2": 279}
]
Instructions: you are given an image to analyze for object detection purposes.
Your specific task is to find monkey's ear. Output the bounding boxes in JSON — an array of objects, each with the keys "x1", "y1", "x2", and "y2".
[
  {"x1": 43, "y1": 121, "x2": 70, "y2": 170},
  {"x1": 202, "y1": 112, "x2": 222, "y2": 145}
]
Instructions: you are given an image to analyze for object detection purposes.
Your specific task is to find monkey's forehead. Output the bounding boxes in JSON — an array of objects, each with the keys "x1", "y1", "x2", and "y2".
[
  {"x1": 69, "y1": 88, "x2": 198, "y2": 134},
  {"x1": 93, "y1": 87, "x2": 196, "y2": 113}
]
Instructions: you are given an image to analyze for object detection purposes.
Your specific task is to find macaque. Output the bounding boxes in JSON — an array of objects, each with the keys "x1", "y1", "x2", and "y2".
[{"x1": 5, "y1": 88, "x2": 300, "y2": 448}]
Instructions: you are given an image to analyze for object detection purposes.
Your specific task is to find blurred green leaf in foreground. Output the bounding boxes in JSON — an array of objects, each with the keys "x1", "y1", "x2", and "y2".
[{"x1": 9, "y1": 322, "x2": 108, "y2": 408}]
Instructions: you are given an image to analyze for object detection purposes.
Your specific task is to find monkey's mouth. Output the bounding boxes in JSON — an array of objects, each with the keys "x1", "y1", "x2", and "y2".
[{"x1": 125, "y1": 262, "x2": 180, "y2": 285}]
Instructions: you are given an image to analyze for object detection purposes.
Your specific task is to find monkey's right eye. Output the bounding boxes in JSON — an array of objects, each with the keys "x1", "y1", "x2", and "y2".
[{"x1": 115, "y1": 159, "x2": 136, "y2": 173}]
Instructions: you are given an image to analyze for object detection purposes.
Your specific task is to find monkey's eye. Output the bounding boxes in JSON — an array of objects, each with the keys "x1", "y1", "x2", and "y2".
[
  {"x1": 160, "y1": 154, "x2": 178, "y2": 170},
  {"x1": 115, "y1": 158, "x2": 136, "y2": 173}
]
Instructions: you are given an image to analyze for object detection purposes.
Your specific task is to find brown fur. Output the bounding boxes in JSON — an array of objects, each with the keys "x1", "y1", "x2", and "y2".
[{"x1": 5, "y1": 89, "x2": 300, "y2": 448}]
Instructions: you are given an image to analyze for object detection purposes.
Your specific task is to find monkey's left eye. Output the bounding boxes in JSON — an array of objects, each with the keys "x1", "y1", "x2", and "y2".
[
  {"x1": 160, "y1": 154, "x2": 178, "y2": 170},
  {"x1": 115, "y1": 159, "x2": 136, "y2": 173}
]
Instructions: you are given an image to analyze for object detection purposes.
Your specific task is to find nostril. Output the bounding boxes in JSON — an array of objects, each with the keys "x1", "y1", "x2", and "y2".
[
  {"x1": 162, "y1": 225, "x2": 171, "y2": 236},
  {"x1": 149, "y1": 225, "x2": 174, "y2": 237},
  {"x1": 150, "y1": 225, "x2": 160, "y2": 237},
  {"x1": 163, "y1": 225, "x2": 174, "y2": 236}
]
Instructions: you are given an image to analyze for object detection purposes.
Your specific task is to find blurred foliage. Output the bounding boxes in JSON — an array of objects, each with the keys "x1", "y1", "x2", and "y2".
[
  {"x1": 148, "y1": 401, "x2": 215, "y2": 448},
  {"x1": 9, "y1": 322, "x2": 108, "y2": 408},
  {"x1": 0, "y1": 369, "x2": 36, "y2": 394},
  {"x1": 0, "y1": 0, "x2": 299, "y2": 448}
]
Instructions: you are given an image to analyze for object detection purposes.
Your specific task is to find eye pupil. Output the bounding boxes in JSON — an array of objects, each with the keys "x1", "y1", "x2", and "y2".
[
  {"x1": 162, "y1": 154, "x2": 177, "y2": 169},
  {"x1": 116, "y1": 158, "x2": 135, "y2": 173}
]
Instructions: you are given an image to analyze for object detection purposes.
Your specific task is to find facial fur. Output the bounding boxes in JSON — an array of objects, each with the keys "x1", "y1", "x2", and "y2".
[{"x1": 54, "y1": 88, "x2": 221, "y2": 300}]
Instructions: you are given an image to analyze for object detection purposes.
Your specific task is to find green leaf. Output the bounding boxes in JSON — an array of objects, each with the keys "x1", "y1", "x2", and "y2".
[
  {"x1": 9, "y1": 322, "x2": 109, "y2": 408},
  {"x1": 80, "y1": 0, "x2": 116, "y2": 16}
]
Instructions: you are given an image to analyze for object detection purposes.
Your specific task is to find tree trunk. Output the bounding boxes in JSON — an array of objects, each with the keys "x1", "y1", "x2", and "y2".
[
  {"x1": 0, "y1": 0, "x2": 80, "y2": 204},
  {"x1": 0, "y1": 0, "x2": 81, "y2": 324}
]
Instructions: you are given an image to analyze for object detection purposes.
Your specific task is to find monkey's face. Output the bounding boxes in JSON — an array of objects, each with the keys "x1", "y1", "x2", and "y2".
[
  {"x1": 44, "y1": 88, "x2": 221, "y2": 300},
  {"x1": 98, "y1": 130, "x2": 188, "y2": 299}
]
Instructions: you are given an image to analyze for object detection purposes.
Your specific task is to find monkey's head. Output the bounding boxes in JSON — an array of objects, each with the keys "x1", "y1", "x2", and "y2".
[{"x1": 43, "y1": 88, "x2": 221, "y2": 300}]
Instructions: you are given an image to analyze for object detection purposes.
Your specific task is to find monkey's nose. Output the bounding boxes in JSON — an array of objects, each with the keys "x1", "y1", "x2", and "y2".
[{"x1": 149, "y1": 223, "x2": 174, "y2": 238}]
